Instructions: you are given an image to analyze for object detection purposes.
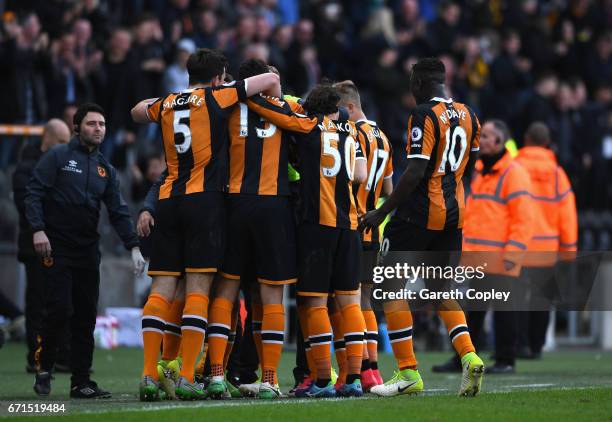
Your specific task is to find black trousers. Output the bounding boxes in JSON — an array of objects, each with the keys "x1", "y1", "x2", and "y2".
[
  {"x1": 518, "y1": 267, "x2": 555, "y2": 354},
  {"x1": 24, "y1": 257, "x2": 45, "y2": 365},
  {"x1": 467, "y1": 274, "x2": 519, "y2": 366},
  {"x1": 237, "y1": 285, "x2": 260, "y2": 384},
  {"x1": 38, "y1": 256, "x2": 99, "y2": 386}
]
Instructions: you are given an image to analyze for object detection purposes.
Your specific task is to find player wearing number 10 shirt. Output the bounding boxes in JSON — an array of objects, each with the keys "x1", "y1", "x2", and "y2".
[{"x1": 360, "y1": 58, "x2": 484, "y2": 399}]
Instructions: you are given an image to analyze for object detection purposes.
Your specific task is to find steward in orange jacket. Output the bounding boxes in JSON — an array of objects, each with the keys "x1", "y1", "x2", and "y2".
[
  {"x1": 457, "y1": 119, "x2": 534, "y2": 373},
  {"x1": 516, "y1": 122, "x2": 578, "y2": 266},
  {"x1": 462, "y1": 125, "x2": 534, "y2": 277},
  {"x1": 515, "y1": 122, "x2": 578, "y2": 359}
]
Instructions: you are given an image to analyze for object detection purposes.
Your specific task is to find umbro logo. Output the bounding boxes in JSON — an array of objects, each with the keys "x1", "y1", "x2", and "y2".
[
  {"x1": 81, "y1": 387, "x2": 95, "y2": 395},
  {"x1": 62, "y1": 160, "x2": 82, "y2": 174}
]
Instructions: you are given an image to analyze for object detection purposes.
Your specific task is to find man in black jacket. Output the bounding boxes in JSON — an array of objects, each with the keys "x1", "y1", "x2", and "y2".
[
  {"x1": 12, "y1": 118, "x2": 70, "y2": 373},
  {"x1": 25, "y1": 103, "x2": 146, "y2": 398}
]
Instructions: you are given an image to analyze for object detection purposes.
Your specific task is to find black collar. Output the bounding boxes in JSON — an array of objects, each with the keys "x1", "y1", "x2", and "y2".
[{"x1": 69, "y1": 137, "x2": 99, "y2": 155}]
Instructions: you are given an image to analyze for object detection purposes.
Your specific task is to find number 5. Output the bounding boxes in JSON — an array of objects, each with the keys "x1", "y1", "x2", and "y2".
[{"x1": 173, "y1": 109, "x2": 191, "y2": 154}]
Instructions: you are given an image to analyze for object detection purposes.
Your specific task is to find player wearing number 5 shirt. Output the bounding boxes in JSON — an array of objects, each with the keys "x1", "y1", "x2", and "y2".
[
  {"x1": 130, "y1": 48, "x2": 281, "y2": 401},
  {"x1": 360, "y1": 58, "x2": 485, "y2": 398}
]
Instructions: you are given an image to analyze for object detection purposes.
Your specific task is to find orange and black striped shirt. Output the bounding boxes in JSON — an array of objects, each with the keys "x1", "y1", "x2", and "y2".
[
  {"x1": 227, "y1": 96, "x2": 303, "y2": 196},
  {"x1": 396, "y1": 98, "x2": 480, "y2": 230},
  {"x1": 354, "y1": 119, "x2": 393, "y2": 243},
  {"x1": 245, "y1": 97, "x2": 364, "y2": 230},
  {"x1": 146, "y1": 81, "x2": 247, "y2": 199}
]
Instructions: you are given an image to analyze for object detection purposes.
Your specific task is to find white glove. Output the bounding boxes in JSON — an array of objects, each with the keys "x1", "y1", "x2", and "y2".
[{"x1": 131, "y1": 247, "x2": 146, "y2": 276}]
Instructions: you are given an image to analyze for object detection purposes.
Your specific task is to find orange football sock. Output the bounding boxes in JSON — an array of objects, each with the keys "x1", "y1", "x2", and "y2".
[
  {"x1": 307, "y1": 306, "x2": 332, "y2": 381},
  {"x1": 179, "y1": 293, "x2": 209, "y2": 382},
  {"x1": 384, "y1": 303, "x2": 417, "y2": 369},
  {"x1": 162, "y1": 297, "x2": 185, "y2": 361},
  {"x1": 261, "y1": 304, "x2": 285, "y2": 384},
  {"x1": 341, "y1": 303, "x2": 366, "y2": 376},
  {"x1": 142, "y1": 293, "x2": 171, "y2": 379},
  {"x1": 298, "y1": 304, "x2": 316, "y2": 379},
  {"x1": 208, "y1": 297, "x2": 233, "y2": 377},
  {"x1": 330, "y1": 310, "x2": 347, "y2": 384},
  {"x1": 362, "y1": 310, "x2": 379, "y2": 364},
  {"x1": 438, "y1": 302, "x2": 475, "y2": 358}
]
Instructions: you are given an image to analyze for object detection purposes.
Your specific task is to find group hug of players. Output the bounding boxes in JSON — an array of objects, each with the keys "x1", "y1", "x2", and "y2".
[{"x1": 133, "y1": 48, "x2": 484, "y2": 401}]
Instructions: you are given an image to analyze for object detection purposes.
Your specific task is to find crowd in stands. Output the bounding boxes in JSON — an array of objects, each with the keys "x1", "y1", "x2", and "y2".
[{"x1": 0, "y1": 0, "x2": 610, "y2": 235}]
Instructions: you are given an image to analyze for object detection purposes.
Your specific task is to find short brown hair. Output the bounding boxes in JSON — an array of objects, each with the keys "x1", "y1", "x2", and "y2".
[{"x1": 333, "y1": 80, "x2": 361, "y2": 109}]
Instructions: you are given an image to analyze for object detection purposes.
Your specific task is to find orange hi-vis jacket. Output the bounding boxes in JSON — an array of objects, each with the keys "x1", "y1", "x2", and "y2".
[
  {"x1": 462, "y1": 152, "x2": 535, "y2": 276},
  {"x1": 516, "y1": 146, "x2": 578, "y2": 266}
]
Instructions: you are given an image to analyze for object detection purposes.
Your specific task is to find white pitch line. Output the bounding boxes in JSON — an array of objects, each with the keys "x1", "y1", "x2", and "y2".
[
  {"x1": 507, "y1": 384, "x2": 556, "y2": 389},
  {"x1": 63, "y1": 385, "x2": 612, "y2": 415}
]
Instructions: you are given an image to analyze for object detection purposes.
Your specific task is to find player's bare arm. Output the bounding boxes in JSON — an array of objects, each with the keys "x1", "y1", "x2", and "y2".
[
  {"x1": 358, "y1": 158, "x2": 427, "y2": 232},
  {"x1": 244, "y1": 72, "x2": 280, "y2": 97},
  {"x1": 354, "y1": 156, "x2": 367, "y2": 184},
  {"x1": 131, "y1": 98, "x2": 160, "y2": 123}
]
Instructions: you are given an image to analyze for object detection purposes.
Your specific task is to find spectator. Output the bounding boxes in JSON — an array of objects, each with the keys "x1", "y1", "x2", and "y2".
[
  {"x1": 193, "y1": 9, "x2": 219, "y2": 49},
  {"x1": 486, "y1": 29, "x2": 531, "y2": 121},
  {"x1": 584, "y1": 31, "x2": 612, "y2": 92},
  {"x1": 92, "y1": 28, "x2": 138, "y2": 162},
  {"x1": 426, "y1": 0, "x2": 462, "y2": 55},
  {"x1": 0, "y1": 12, "x2": 49, "y2": 169},
  {"x1": 517, "y1": 72, "x2": 559, "y2": 142},
  {"x1": 163, "y1": 38, "x2": 196, "y2": 93},
  {"x1": 46, "y1": 32, "x2": 94, "y2": 118}
]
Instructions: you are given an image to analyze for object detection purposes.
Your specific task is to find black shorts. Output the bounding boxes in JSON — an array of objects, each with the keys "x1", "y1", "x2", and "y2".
[
  {"x1": 360, "y1": 242, "x2": 380, "y2": 286},
  {"x1": 220, "y1": 195, "x2": 297, "y2": 285},
  {"x1": 148, "y1": 192, "x2": 226, "y2": 276},
  {"x1": 378, "y1": 217, "x2": 462, "y2": 299},
  {"x1": 297, "y1": 223, "x2": 362, "y2": 297},
  {"x1": 381, "y1": 217, "x2": 462, "y2": 253}
]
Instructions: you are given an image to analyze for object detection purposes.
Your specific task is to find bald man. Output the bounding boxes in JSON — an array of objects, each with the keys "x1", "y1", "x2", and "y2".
[{"x1": 12, "y1": 118, "x2": 71, "y2": 372}]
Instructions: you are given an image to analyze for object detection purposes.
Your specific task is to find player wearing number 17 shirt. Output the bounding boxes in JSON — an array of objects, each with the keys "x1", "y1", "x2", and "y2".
[
  {"x1": 360, "y1": 58, "x2": 485, "y2": 398},
  {"x1": 130, "y1": 48, "x2": 281, "y2": 401}
]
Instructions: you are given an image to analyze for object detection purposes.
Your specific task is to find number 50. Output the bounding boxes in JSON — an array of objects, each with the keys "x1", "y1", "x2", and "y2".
[{"x1": 321, "y1": 132, "x2": 356, "y2": 180}]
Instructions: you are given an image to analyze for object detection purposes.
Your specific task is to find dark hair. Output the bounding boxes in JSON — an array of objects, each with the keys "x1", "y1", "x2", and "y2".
[
  {"x1": 238, "y1": 58, "x2": 269, "y2": 79},
  {"x1": 302, "y1": 84, "x2": 340, "y2": 116},
  {"x1": 411, "y1": 57, "x2": 446, "y2": 86},
  {"x1": 187, "y1": 48, "x2": 227, "y2": 85},
  {"x1": 73, "y1": 103, "x2": 105, "y2": 131}
]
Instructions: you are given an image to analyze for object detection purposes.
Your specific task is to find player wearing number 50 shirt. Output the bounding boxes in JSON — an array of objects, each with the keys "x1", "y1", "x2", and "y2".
[
  {"x1": 249, "y1": 84, "x2": 370, "y2": 397},
  {"x1": 360, "y1": 58, "x2": 485, "y2": 398},
  {"x1": 130, "y1": 48, "x2": 281, "y2": 401}
]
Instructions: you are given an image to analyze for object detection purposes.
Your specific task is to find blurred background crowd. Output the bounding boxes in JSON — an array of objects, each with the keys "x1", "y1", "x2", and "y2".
[{"x1": 0, "y1": 0, "x2": 610, "y2": 250}]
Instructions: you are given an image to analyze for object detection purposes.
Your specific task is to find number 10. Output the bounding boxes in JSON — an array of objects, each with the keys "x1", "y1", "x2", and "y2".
[{"x1": 438, "y1": 126, "x2": 467, "y2": 173}]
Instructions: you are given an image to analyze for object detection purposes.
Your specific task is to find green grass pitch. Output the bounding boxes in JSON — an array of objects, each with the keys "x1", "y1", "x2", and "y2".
[{"x1": 0, "y1": 343, "x2": 611, "y2": 421}]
